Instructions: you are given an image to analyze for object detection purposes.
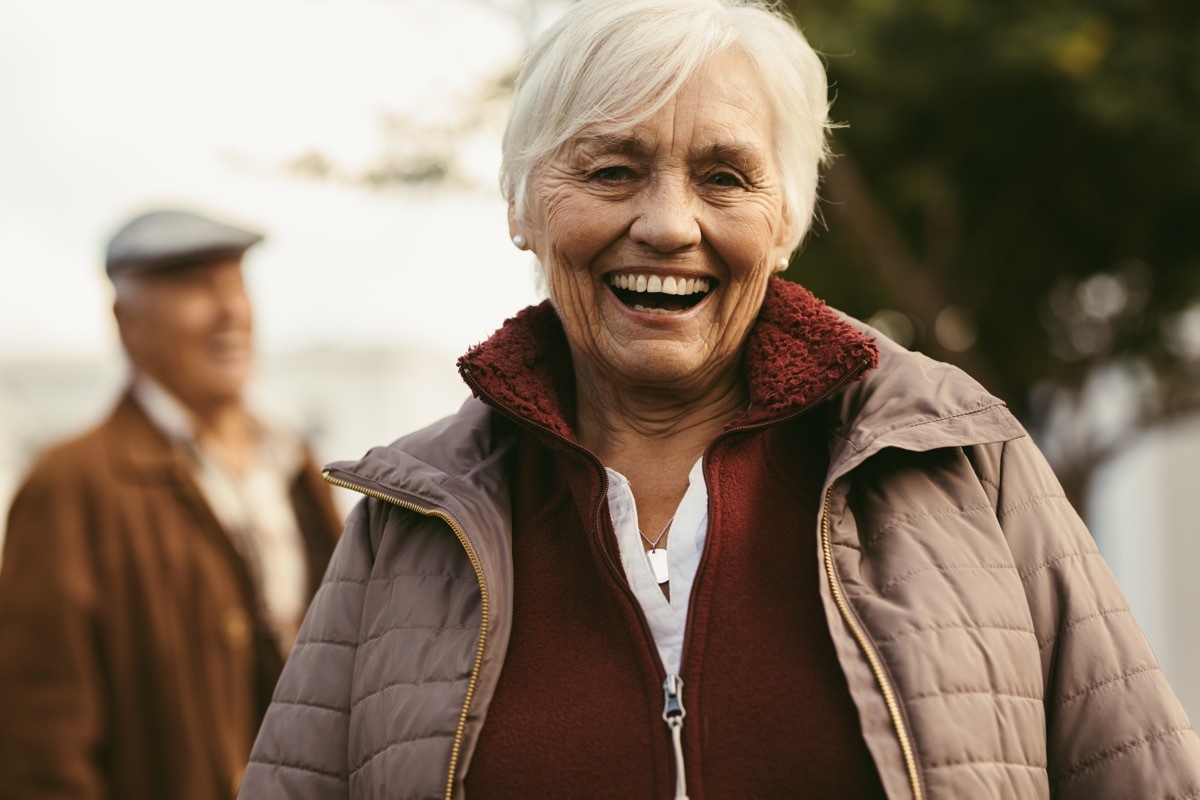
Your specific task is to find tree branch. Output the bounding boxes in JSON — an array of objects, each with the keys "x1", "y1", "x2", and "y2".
[{"x1": 823, "y1": 151, "x2": 1017, "y2": 404}]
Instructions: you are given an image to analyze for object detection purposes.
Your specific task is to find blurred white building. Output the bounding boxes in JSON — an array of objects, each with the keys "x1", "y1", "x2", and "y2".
[
  {"x1": 1090, "y1": 416, "x2": 1200, "y2": 725},
  {"x1": 0, "y1": 345, "x2": 471, "y2": 537}
]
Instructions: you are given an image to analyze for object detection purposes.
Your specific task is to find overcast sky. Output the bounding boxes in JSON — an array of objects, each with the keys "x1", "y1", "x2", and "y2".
[{"x1": 0, "y1": 0, "x2": 557, "y2": 362}]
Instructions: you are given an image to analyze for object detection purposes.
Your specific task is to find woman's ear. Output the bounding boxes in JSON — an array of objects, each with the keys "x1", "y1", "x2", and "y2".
[
  {"x1": 508, "y1": 202, "x2": 531, "y2": 251},
  {"x1": 772, "y1": 209, "x2": 795, "y2": 272}
]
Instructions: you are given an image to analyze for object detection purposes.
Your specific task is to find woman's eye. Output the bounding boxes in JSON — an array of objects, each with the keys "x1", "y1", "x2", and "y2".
[
  {"x1": 706, "y1": 171, "x2": 745, "y2": 188},
  {"x1": 590, "y1": 166, "x2": 634, "y2": 182}
]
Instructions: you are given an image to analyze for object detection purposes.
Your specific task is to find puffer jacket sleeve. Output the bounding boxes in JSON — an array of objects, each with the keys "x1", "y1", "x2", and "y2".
[
  {"x1": 238, "y1": 497, "x2": 375, "y2": 799},
  {"x1": 973, "y1": 435, "x2": 1200, "y2": 798}
]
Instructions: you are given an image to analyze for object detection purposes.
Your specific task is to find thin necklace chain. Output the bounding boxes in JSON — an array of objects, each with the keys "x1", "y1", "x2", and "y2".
[{"x1": 638, "y1": 515, "x2": 675, "y2": 549}]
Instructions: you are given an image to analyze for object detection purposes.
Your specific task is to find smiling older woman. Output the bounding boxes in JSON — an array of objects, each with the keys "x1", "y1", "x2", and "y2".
[{"x1": 238, "y1": 1, "x2": 1200, "y2": 798}]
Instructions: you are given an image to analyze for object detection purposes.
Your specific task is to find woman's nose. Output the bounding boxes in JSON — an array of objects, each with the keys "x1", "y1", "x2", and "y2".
[{"x1": 629, "y1": 175, "x2": 702, "y2": 253}]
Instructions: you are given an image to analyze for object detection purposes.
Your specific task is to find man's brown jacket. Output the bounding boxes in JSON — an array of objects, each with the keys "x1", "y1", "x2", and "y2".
[{"x1": 0, "y1": 392, "x2": 341, "y2": 799}]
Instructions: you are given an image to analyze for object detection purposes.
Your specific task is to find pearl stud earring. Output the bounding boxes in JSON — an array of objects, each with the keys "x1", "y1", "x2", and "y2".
[
  {"x1": 777, "y1": 257, "x2": 789, "y2": 270},
  {"x1": 512, "y1": 234, "x2": 527, "y2": 250}
]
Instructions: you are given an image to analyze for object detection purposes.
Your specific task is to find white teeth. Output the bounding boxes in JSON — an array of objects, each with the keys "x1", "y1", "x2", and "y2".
[{"x1": 608, "y1": 273, "x2": 712, "y2": 296}]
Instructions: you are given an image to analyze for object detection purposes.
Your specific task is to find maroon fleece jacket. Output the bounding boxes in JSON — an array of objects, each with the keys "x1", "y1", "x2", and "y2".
[{"x1": 460, "y1": 278, "x2": 887, "y2": 799}]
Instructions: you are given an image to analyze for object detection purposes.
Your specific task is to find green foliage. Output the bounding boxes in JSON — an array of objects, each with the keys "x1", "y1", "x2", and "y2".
[{"x1": 785, "y1": 0, "x2": 1200, "y2": 424}]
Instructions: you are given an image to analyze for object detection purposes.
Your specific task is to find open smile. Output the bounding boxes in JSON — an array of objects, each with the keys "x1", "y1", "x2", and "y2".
[{"x1": 606, "y1": 272, "x2": 713, "y2": 314}]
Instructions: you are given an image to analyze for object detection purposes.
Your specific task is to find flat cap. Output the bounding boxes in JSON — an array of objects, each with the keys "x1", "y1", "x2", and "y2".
[{"x1": 105, "y1": 209, "x2": 264, "y2": 279}]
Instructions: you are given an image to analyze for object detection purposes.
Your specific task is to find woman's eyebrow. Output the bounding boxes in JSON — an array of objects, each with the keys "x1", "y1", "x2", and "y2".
[
  {"x1": 574, "y1": 133, "x2": 654, "y2": 156},
  {"x1": 697, "y1": 142, "x2": 767, "y2": 166},
  {"x1": 571, "y1": 135, "x2": 766, "y2": 167}
]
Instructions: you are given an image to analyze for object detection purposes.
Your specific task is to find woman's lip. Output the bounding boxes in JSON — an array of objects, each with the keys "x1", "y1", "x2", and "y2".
[{"x1": 603, "y1": 267, "x2": 715, "y2": 281}]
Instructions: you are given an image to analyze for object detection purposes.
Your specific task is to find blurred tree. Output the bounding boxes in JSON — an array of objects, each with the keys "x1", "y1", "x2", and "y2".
[
  {"x1": 278, "y1": 0, "x2": 558, "y2": 191},
  {"x1": 786, "y1": 0, "x2": 1200, "y2": 509}
]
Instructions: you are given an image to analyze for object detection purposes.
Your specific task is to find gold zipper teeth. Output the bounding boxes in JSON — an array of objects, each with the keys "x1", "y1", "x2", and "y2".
[
  {"x1": 321, "y1": 471, "x2": 489, "y2": 800},
  {"x1": 822, "y1": 485, "x2": 923, "y2": 800}
]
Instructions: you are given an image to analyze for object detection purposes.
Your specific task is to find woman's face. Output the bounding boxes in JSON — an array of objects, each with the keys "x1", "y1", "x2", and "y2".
[{"x1": 519, "y1": 49, "x2": 793, "y2": 394}]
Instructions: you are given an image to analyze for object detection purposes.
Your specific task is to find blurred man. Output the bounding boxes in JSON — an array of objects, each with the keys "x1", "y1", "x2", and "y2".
[{"x1": 0, "y1": 209, "x2": 342, "y2": 800}]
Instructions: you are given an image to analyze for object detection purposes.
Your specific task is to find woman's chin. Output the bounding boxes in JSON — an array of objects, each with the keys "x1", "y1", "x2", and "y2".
[{"x1": 592, "y1": 338, "x2": 725, "y2": 392}]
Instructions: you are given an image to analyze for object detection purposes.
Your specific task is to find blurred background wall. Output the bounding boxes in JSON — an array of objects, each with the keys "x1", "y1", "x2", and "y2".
[{"x1": 2, "y1": 0, "x2": 1197, "y2": 720}]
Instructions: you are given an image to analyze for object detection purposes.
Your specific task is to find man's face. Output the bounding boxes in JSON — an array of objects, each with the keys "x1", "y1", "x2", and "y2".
[{"x1": 115, "y1": 257, "x2": 253, "y2": 413}]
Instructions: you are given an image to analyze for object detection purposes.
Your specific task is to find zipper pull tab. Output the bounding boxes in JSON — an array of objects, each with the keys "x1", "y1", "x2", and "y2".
[{"x1": 662, "y1": 674, "x2": 690, "y2": 800}]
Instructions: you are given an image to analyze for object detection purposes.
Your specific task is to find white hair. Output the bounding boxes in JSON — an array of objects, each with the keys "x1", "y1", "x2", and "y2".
[{"x1": 501, "y1": 0, "x2": 832, "y2": 253}]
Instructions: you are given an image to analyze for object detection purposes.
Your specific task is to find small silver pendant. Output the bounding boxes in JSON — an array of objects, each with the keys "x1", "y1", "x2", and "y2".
[{"x1": 645, "y1": 548, "x2": 669, "y2": 584}]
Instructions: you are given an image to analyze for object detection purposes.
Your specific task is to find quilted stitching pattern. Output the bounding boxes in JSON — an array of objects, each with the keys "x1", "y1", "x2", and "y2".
[
  {"x1": 240, "y1": 500, "x2": 482, "y2": 800},
  {"x1": 831, "y1": 438, "x2": 1200, "y2": 799}
]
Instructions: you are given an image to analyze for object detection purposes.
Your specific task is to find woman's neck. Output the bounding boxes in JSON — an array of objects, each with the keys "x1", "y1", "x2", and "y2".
[
  {"x1": 572, "y1": 344, "x2": 748, "y2": 450},
  {"x1": 577, "y1": 381, "x2": 745, "y2": 460},
  {"x1": 573, "y1": 359, "x2": 747, "y2": 533}
]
